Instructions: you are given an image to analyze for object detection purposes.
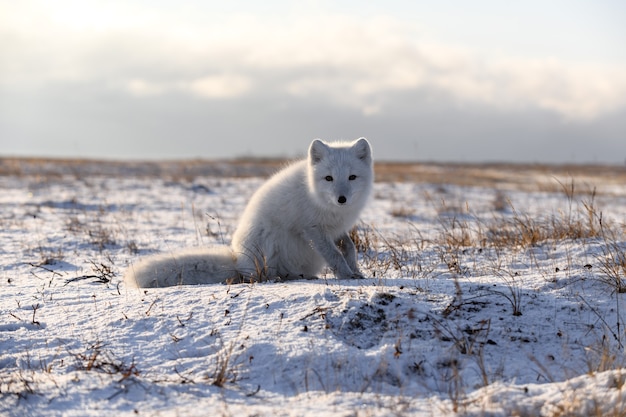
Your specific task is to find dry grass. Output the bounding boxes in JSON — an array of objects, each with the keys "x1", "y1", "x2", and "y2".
[{"x1": 3, "y1": 156, "x2": 626, "y2": 193}]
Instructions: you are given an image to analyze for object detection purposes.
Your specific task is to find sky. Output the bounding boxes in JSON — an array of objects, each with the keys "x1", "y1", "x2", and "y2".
[{"x1": 1, "y1": 0, "x2": 625, "y2": 163}]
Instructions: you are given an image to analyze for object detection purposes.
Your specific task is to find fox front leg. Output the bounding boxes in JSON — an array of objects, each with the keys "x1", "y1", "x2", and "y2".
[
  {"x1": 336, "y1": 233, "x2": 364, "y2": 278},
  {"x1": 305, "y1": 228, "x2": 360, "y2": 279}
]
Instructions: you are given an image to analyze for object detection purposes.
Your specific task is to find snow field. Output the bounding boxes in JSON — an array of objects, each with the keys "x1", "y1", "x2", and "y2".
[{"x1": 1, "y1": 167, "x2": 626, "y2": 416}]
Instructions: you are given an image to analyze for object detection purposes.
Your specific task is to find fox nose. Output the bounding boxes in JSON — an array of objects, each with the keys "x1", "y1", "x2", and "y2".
[{"x1": 338, "y1": 196, "x2": 347, "y2": 204}]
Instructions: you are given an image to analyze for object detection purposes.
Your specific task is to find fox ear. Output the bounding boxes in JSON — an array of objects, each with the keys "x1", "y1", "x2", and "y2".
[
  {"x1": 352, "y1": 138, "x2": 372, "y2": 163},
  {"x1": 309, "y1": 139, "x2": 329, "y2": 164}
]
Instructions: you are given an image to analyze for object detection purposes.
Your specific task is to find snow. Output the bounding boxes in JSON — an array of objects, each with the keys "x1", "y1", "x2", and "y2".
[{"x1": 1, "y1": 162, "x2": 626, "y2": 416}]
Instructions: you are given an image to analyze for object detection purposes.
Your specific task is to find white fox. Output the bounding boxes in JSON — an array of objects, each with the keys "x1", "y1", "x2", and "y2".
[{"x1": 124, "y1": 138, "x2": 373, "y2": 287}]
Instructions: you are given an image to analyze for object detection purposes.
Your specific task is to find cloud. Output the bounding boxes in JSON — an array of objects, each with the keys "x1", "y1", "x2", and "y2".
[
  {"x1": 126, "y1": 75, "x2": 252, "y2": 99},
  {"x1": 126, "y1": 79, "x2": 167, "y2": 97},
  {"x1": 1, "y1": 3, "x2": 625, "y2": 120},
  {"x1": 186, "y1": 74, "x2": 252, "y2": 99}
]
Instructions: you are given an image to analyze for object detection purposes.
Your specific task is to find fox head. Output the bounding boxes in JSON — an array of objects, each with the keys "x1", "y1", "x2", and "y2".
[{"x1": 307, "y1": 138, "x2": 373, "y2": 208}]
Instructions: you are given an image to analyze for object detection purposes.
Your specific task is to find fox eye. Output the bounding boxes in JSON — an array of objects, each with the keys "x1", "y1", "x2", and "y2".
[
  {"x1": 349, "y1": 175, "x2": 357, "y2": 180},
  {"x1": 325, "y1": 176, "x2": 333, "y2": 182}
]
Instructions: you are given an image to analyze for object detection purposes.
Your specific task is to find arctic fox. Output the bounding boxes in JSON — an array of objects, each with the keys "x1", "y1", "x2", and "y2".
[{"x1": 125, "y1": 138, "x2": 374, "y2": 287}]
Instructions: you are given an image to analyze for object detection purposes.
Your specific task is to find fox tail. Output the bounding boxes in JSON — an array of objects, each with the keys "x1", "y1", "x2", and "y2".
[{"x1": 124, "y1": 246, "x2": 238, "y2": 288}]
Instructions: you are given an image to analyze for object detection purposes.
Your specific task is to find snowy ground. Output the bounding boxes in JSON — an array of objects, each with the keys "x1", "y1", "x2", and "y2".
[{"x1": 1, "y1": 160, "x2": 626, "y2": 416}]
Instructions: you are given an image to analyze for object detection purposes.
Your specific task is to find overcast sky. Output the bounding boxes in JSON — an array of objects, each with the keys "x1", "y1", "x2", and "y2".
[{"x1": 1, "y1": 0, "x2": 625, "y2": 163}]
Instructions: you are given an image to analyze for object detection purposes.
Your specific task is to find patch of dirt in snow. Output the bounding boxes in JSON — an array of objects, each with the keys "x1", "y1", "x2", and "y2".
[{"x1": 326, "y1": 292, "x2": 392, "y2": 349}]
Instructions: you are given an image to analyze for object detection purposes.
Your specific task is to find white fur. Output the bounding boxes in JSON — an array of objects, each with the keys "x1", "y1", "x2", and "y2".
[{"x1": 125, "y1": 138, "x2": 373, "y2": 287}]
